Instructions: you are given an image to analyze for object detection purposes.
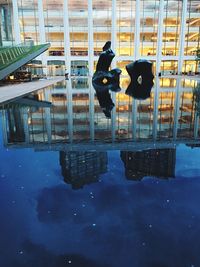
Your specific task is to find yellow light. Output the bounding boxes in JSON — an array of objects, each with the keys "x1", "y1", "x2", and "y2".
[{"x1": 102, "y1": 78, "x2": 108, "y2": 84}]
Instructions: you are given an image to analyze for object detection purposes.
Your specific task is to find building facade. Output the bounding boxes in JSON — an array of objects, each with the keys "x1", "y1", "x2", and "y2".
[{"x1": 0, "y1": 0, "x2": 199, "y2": 76}]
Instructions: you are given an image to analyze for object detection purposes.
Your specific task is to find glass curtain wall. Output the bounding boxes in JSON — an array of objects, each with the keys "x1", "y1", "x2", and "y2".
[
  {"x1": 136, "y1": 96, "x2": 154, "y2": 139},
  {"x1": 17, "y1": 0, "x2": 39, "y2": 44},
  {"x1": 177, "y1": 90, "x2": 195, "y2": 138},
  {"x1": 115, "y1": 93, "x2": 132, "y2": 140},
  {"x1": 184, "y1": 0, "x2": 200, "y2": 73},
  {"x1": 8, "y1": 0, "x2": 200, "y2": 76},
  {"x1": 162, "y1": 0, "x2": 181, "y2": 56},
  {"x1": 140, "y1": 0, "x2": 159, "y2": 56},
  {"x1": 157, "y1": 91, "x2": 175, "y2": 139},
  {"x1": 72, "y1": 93, "x2": 90, "y2": 141},
  {"x1": 0, "y1": 0, "x2": 13, "y2": 46},
  {"x1": 68, "y1": 0, "x2": 88, "y2": 56},
  {"x1": 161, "y1": 60, "x2": 178, "y2": 75},
  {"x1": 116, "y1": 0, "x2": 135, "y2": 56},
  {"x1": 93, "y1": 0, "x2": 111, "y2": 56},
  {"x1": 43, "y1": 0, "x2": 64, "y2": 55},
  {"x1": 94, "y1": 95, "x2": 112, "y2": 140},
  {"x1": 185, "y1": 0, "x2": 200, "y2": 56}
]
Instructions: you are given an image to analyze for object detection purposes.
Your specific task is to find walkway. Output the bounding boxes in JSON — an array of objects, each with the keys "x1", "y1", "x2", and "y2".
[{"x1": 0, "y1": 76, "x2": 65, "y2": 104}]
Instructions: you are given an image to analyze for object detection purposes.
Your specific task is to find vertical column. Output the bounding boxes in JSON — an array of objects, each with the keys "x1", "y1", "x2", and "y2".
[
  {"x1": 153, "y1": 77, "x2": 159, "y2": 140},
  {"x1": 12, "y1": 0, "x2": 21, "y2": 44},
  {"x1": 194, "y1": 112, "x2": 199, "y2": 139},
  {"x1": 1, "y1": 110, "x2": 8, "y2": 145},
  {"x1": 132, "y1": 99, "x2": 138, "y2": 139},
  {"x1": 88, "y1": 0, "x2": 94, "y2": 139},
  {"x1": 111, "y1": 0, "x2": 117, "y2": 141},
  {"x1": 44, "y1": 89, "x2": 52, "y2": 143},
  {"x1": 134, "y1": 0, "x2": 140, "y2": 60},
  {"x1": 132, "y1": 0, "x2": 140, "y2": 139},
  {"x1": 38, "y1": 0, "x2": 48, "y2": 76},
  {"x1": 88, "y1": 0, "x2": 94, "y2": 77},
  {"x1": 89, "y1": 78, "x2": 94, "y2": 141},
  {"x1": 63, "y1": 0, "x2": 71, "y2": 75},
  {"x1": 22, "y1": 107, "x2": 30, "y2": 143},
  {"x1": 173, "y1": 78, "x2": 181, "y2": 139},
  {"x1": 111, "y1": 0, "x2": 117, "y2": 68},
  {"x1": 178, "y1": 0, "x2": 188, "y2": 75},
  {"x1": 156, "y1": 0, "x2": 164, "y2": 75},
  {"x1": 66, "y1": 79, "x2": 73, "y2": 142},
  {"x1": 38, "y1": 0, "x2": 46, "y2": 44}
]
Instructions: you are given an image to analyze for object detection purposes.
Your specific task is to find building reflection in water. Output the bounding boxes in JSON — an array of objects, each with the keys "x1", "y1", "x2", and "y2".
[
  {"x1": 59, "y1": 151, "x2": 108, "y2": 189},
  {"x1": 120, "y1": 149, "x2": 176, "y2": 181},
  {"x1": 6, "y1": 106, "x2": 25, "y2": 143},
  {"x1": 0, "y1": 77, "x2": 200, "y2": 146},
  {"x1": 1, "y1": 76, "x2": 198, "y2": 187}
]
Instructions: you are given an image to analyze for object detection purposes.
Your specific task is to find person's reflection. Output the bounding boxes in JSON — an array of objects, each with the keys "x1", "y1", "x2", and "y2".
[
  {"x1": 92, "y1": 41, "x2": 121, "y2": 118},
  {"x1": 59, "y1": 151, "x2": 108, "y2": 189},
  {"x1": 120, "y1": 149, "x2": 176, "y2": 181}
]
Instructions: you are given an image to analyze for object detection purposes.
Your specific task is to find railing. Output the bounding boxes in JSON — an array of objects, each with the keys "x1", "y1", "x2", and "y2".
[{"x1": 0, "y1": 42, "x2": 49, "y2": 71}]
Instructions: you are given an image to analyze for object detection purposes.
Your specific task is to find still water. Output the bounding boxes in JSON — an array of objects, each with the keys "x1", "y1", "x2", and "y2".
[{"x1": 0, "y1": 77, "x2": 200, "y2": 267}]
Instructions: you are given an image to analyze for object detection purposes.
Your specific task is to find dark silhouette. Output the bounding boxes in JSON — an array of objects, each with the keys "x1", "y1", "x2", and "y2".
[
  {"x1": 120, "y1": 149, "x2": 176, "y2": 181},
  {"x1": 92, "y1": 41, "x2": 121, "y2": 118},
  {"x1": 125, "y1": 59, "x2": 154, "y2": 100},
  {"x1": 59, "y1": 151, "x2": 108, "y2": 190}
]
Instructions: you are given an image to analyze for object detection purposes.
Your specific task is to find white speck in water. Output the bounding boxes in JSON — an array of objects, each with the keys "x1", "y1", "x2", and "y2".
[
  {"x1": 91, "y1": 196, "x2": 94, "y2": 199},
  {"x1": 68, "y1": 260, "x2": 72, "y2": 264},
  {"x1": 149, "y1": 224, "x2": 152, "y2": 228},
  {"x1": 142, "y1": 242, "x2": 146, "y2": 246},
  {"x1": 82, "y1": 204, "x2": 86, "y2": 208},
  {"x1": 21, "y1": 186, "x2": 24, "y2": 190},
  {"x1": 18, "y1": 165, "x2": 22, "y2": 168},
  {"x1": 166, "y1": 199, "x2": 170, "y2": 203},
  {"x1": 92, "y1": 223, "x2": 96, "y2": 227},
  {"x1": 74, "y1": 213, "x2": 77, "y2": 216},
  {"x1": 90, "y1": 192, "x2": 93, "y2": 195},
  {"x1": 19, "y1": 251, "x2": 23, "y2": 255}
]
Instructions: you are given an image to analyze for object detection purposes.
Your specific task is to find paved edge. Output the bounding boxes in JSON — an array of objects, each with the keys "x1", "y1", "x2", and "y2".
[{"x1": 0, "y1": 76, "x2": 65, "y2": 104}]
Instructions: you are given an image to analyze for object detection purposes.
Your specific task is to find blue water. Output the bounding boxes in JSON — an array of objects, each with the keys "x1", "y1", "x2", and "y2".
[{"x1": 1, "y1": 115, "x2": 200, "y2": 267}]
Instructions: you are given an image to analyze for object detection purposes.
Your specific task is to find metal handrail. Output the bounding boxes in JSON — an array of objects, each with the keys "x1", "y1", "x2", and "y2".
[
  {"x1": 0, "y1": 43, "x2": 32, "y2": 55},
  {"x1": 0, "y1": 43, "x2": 50, "y2": 69}
]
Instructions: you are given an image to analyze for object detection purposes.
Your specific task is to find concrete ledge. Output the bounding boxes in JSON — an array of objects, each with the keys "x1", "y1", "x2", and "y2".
[
  {"x1": 5, "y1": 139, "x2": 200, "y2": 151},
  {"x1": 0, "y1": 76, "x2": 65, "y2": 104}
]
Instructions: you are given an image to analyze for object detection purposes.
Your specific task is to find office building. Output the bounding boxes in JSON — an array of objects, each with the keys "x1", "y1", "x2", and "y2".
[{"x1": 0, "y1": 0, "x2": 199, "y2": 76}]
